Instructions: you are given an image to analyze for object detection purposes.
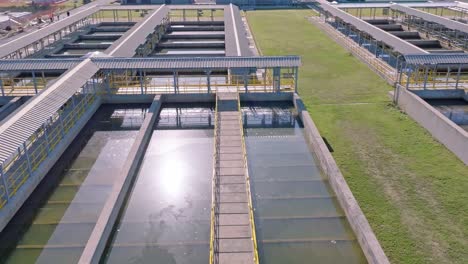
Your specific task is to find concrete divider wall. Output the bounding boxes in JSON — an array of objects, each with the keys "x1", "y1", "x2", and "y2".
[
  {"x1": 240, "y1": 92, "x2": 293, "y2": 102},
  {"x1": 78, "y1": 95, "x2": 162, "y2": 264},
  {"x1": 293, "y1": 94, "x2": 390, "y2": 264},
  {"x1": 103, "y1": 93, "x2": 216, "y2": 104},
  {"x1": 412, "y1": 89, "x2": 466, "y2": 100},
  {"x1": 0, "y1": 96, "x2": 101, "y2": 232},
  {"x1": 392, "y1": 86, "x2": 468, "y2": 165},
  {"x1": 103, "y1": 93, "x2": 293, "y2": 105}
]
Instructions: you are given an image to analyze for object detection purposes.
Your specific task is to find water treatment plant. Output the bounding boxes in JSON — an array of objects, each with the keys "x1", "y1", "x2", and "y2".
[{"x1": 0, "y1": 0, "x2": 466, "y2": 264}]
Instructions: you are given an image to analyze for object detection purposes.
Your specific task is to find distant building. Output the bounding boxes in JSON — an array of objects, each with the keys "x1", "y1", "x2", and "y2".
[
  {"x1": 33, "y1": 0, "x2": 68, "y2": 4},
  {"x1": 121, "y1": 0, "x2": 294, "y2": 6},
  {"x1": 0, "y1": 12, "x2": 30, "y2": 30},
  {"x1": 122, "y1": 0, "x2": 193, "y2": 3}
]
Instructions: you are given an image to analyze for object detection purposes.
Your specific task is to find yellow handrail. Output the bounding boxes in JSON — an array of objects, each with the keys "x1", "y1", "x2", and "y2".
[
  {"x1": 237, "y1": 93, "x2": 260, "y2": 264},
  {"x1": 209, "y1": 93, "x2": 219, "y2": 264},
  {"x1": 0, "y1": 93, "x2": 96, "y2": 210}
]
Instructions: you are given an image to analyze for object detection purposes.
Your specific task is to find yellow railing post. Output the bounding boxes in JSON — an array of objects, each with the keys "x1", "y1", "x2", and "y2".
[
  {"x1": 209, "y1": 93, "x2": 219, "y2": 264},
  {"x1": 237, "y1": 93, "x2": 260, "y2": 264}
]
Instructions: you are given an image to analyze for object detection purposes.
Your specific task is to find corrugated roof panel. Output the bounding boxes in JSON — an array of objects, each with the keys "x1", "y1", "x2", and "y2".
[
  {"x1": 0, "y1": 59, "x2": 99, "y2": 164},
  {"x1": 91, "y1": 56, "x2": 301, "y2": 69},
  {"x1": 106, "y1": 5, "x2": 169, "y2": 57},
  {"x1": 337, "y1": 2, "x2": 457, "y2": 9},
  {"x1": 319, "y1": 2, "x2": 427, "y2": 55},
  {"x1": 391, "y1": 4, "x2": 468, "y2": 34},
  {"x1": 0, "y1": 59, "x2": 82, "y2": 71},
  {"x1": 404, "y1": 54, "x2": 468, "y2": 65},
  {"x1": 0, "y1": 5, "x2": 99, "y2": 58}
]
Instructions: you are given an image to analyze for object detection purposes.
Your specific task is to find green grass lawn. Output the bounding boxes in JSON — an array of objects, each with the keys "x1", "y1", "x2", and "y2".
[{"x1": 247, "y1": 9, "x2": 468, "y2": 264}]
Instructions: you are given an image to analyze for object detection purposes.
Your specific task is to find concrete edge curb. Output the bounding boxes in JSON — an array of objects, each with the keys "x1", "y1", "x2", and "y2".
[
  {"x1": 78, "y1": 95, "x2": 162, "y2": 264},
  {"x1": 390, "y1": 87, "x2": 468, "y2": 165},
  {"x1": 293, "y1": 94, "x2": 390, "y2": 264}
]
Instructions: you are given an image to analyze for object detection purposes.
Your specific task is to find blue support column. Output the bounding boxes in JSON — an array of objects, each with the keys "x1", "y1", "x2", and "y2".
[
  {"x1": 58, "y1": 111, "x2": 66, "y2": 137},
  {"x1": 423, "y1": 67, "x2": 429, "y2": 90},
  {"x1": 445, "y1": 66, "x2": 451, "y2": 87},
  {"x1": 0, "y1": 164, "x2": 9, "y2": 201},
  {"x1": 92, "y1": 77, "x2": 97, "y2": 93},
  {"x1": 206, "y1": 70, "x2": 211, "y2": 93},
  {"x1": 243, "y1": 73, "x2": 248, "y2": 93},
  {"x1": 374, "y1": 40, "x2": 379, "y2": 57},
  {"x1": 406, "y1": 65, "x2": 411, "y2": 90},
  {"x1": 139, "y1": 70, "x2": 144, "y2": 95},
  {"x1": 294, "y1": 67, "x2": 298, "y2": 94},
  {"x1": 0, "y1": 79, "x2": 4, "y2": 97},
  {"x1": 43, "y1": 124, "x2": 51, "y2": 154},
  {"x1": 23, "y1": 142, "x2": 33, "y2": 176},
  {"x1": 105, "y1": 72, "x2": 111, "y2": 94},
  {"x1": 397, "y1": 60, "x2": 403, "y2": 84},
  {"x1": 455, "y1": 64, "x2": 462, "y2": 89},
  {"x1": 273, "y1": 67, "x2": 281, "y2": 93},
  {"x1": 173, "y1": 71, "x2": 179, "y2": 94},
  {"x1": 32, "y1": 71, "x2": 38, "y2": 94}
]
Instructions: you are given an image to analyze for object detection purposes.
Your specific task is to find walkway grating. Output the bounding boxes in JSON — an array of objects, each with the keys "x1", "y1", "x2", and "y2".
[{"x1": 211, "y1": 93, "x2": 258, "y2": 264}]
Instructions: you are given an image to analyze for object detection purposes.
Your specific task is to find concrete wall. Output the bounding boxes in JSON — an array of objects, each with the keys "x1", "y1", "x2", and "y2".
[
  {"x1": 240, "y1": 92, "x2": 293, "y2": 102},
  {"x1": 411, "y1": 89, "x2": 466, "y2": 100},
  {"x1": 103, "y1": 93, "x2": 293, "y2": 104},
  {"x1": 392, "y1": 86, "x2": 468, "y2": 165},
  {"x1": 293, "y1": 94, "x2": 390, "y2": 264},
  {"x1": 78, "y1": 96, "x2": 162, "y2": 264}
]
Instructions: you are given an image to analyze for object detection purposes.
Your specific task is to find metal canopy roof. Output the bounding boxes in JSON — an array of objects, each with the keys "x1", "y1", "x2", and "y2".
[
  {"x1": 99, "y1": 5, "x2": 158, "y2": 10},
  {"x1": 0, "y1": 4, "x2": 100, "y2": 59},
  {"x1": 106, "y1": 5, "x2": 169, "y2": 57},
  {"x1": 0, "y1": 59, "x2": 82, "y2": 71},
  {"x1": 337, "y1": 2, "x2": 457, "y2": 9},
  {"x1": 0, "y1": 56, "x2": 300, "y2": 71},
  {"x1": 92, "y1": 56, "x2": 301, "y2": 69},
  {"x1": 391, "y1": 4, "x2": 468, "y2": 34},
  {"x1": 0, "y1": 59, "x2": 99, "y2": 163},
  {"x1": 404, "y1": 54, "x2": 468, "y2": 65},
  {"x1": 319, "y1": 3, "x2": 427, "y2": 55},
  {"x1": 169, "y1": 4, "x2": 226, "y2": 9}
]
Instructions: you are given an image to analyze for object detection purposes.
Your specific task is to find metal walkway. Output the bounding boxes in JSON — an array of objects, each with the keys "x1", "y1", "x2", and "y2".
[
  {"x1": 211, "y1": 93, "x2": 258, "y2": 264},
  {"x1": 318, "y1": 0, "x2": 428, "y2": 55},
  {"x1": 0, "y1": 59, "x2": 98, "y2": 164}
]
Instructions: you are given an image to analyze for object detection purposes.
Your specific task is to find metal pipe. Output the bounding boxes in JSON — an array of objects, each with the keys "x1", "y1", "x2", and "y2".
[
  {"x1": 173, "y1": 71, "x2": 178, "y2": 94},
  {"x1": 139, "y1": 70, "x2": 144, "y2": 95},
  {"x1": 206, "y1": 70, "x2": 211, "y2": 93},
  {"x1": 0, "y1": 79, "x2": 4, "y2": 97},
  {"x1": 294, "y1": 67, "x2": 298, "y2": 94},
  {"x1": 405, "y1": 65, "x2": 411, "y2": 90},
  {"x1": 32, "y1": 72, "x2": 38, "y2": 94},
  {"x1": 455, "y1": 64, "x2": 462, "y2": 89},
  {"x1": 423, "y1": 66, "x2": 429, "y2": 90}
]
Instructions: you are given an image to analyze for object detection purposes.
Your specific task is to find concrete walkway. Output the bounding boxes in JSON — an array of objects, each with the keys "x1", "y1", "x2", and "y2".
[{"x1": 214, "y1": 93, "x2": 255, "y2": 264}]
